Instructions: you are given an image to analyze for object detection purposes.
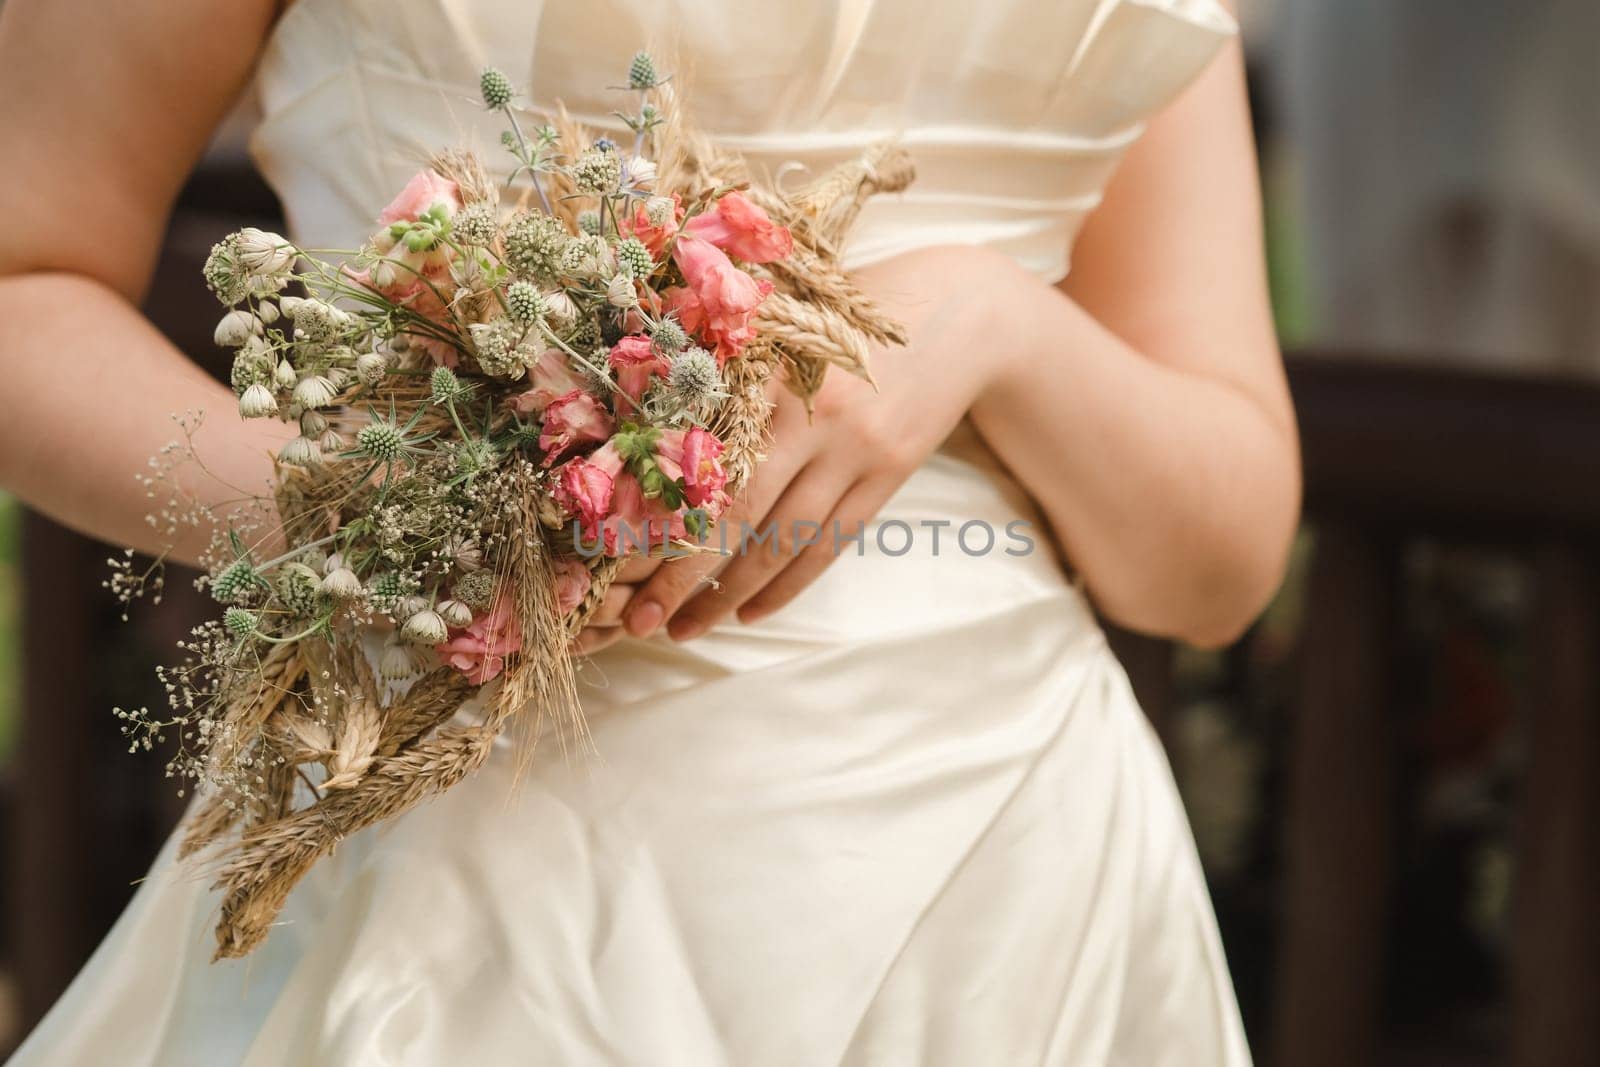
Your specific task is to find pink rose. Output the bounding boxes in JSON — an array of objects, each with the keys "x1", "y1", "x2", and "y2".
[
  {"x1": 538, "y1": 389, "x2": 613, "y2": 465},
  {"x1": 554, "y1": 559, "x2": 592, "y2": 615},
  {"x1": 684, "y1": 191, "x2": 793, "y2": 264},
  {"x1": 655, "y1": 427, "x2": 731, "y2": 517},
  {"x1": 594, "y1": 472, "x2": 689, "y2": 556},
  {"x1": 608, "y1": 334, "x2": 667, "y2": 411},
  {"x1": 552, "y1": 441, "x2": 624, "y2": 532},
  {"x1": 436, "y1": 593, "x2": 521, "y2": 684},
  {"x1": 665, "y1": 236, "x2": 773, "y2": 363},
  {"x1": 508, "y1": 350, "x2": 590, "y2": 415},
  {"x1": 622, "y1": 194, "x2": 682, "y2": 257},
  {"x1": 379, "y1": 170, "x2": 461, "y2": 226}
]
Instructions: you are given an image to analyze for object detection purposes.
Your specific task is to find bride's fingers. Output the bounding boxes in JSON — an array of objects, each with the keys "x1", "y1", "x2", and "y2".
[
  {"x1": 587, "y1": 581, "x2": 636, "y2": 628},
  {"x1": 573, "y1": 625, "x2": 625, "y2": 656},
  {"x1": 617, "y1": 555, "x2": 664, "y2": 583},
  {"x1": 667, "y1": 467, "x2": 845, "y2": 641},
  {"x1": 736, "y1": 478, "x2": 893, "y2": 624},
  {"x1": 622, "y1": 447, "x2": 806, "y2": 638}
]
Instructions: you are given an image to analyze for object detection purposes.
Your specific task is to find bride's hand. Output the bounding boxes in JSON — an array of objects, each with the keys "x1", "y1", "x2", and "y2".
[{"x1": 572, "y1": 245, "x2": 1015, "y2": 653}]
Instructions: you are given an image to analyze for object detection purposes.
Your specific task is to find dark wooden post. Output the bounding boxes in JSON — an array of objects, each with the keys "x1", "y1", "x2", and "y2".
[
  {"x1": 11, "y1": 515, "x2": 103, "y2": 1025},
  {"x1": 1272, "y1": 521, "x2": 1398, "y2": 1067},
  {"x1": 1513, "y1": 541, "x2": 1600, "y2": 1067}
]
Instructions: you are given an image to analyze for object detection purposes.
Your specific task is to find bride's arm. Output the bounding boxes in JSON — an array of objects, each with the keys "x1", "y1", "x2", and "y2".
[
  {"x1": 618, "y1": 18, "x2": 1297, "y2": 651},
  {"x1": 0, "y1": 0, "x2": 289, "y2": 564},
  {"x1": 970, "y1": 27, "x2": 1299, "y2": 647}
]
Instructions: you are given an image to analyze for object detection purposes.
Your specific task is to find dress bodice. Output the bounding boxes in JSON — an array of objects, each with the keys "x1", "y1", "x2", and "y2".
[{"x1": 251, "y1": 0, "x2": 1234, "y2": 282}]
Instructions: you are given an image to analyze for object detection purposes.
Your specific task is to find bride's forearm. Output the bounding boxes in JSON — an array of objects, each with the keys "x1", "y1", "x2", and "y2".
[
  {"x1": 969, "y1": 279, "x2": 1300, "y2": 648},
  {"x1": 0, "y1": 270, "x2": 293, "y2": 566}
]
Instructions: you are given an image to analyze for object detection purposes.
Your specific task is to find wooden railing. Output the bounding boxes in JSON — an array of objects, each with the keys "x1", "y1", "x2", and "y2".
[{"x1": 1114, "y1": 355, "x2": 1600, "y2": 1067}]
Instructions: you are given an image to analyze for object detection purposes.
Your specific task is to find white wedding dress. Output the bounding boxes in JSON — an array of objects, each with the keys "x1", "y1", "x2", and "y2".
[{"x1": 11, "y1": 1, "x2": 1251, "y2": 1064}]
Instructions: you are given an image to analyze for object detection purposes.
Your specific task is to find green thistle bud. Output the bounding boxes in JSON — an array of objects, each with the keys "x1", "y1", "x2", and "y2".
[
  {"x1": 651, "y1": 317, "x2": 690, "y2": 355},
  {"x1": 356, "y1": 419, "x2": 405, "y2": 462},
  {"x1": 628, "y1": 51, "x2": 659, "y2": 91},
  {"x1": 506, "y1": 280, "x2": 547, "y2": 326},
  {"x1": 212, "y1": 559, "x2": 260, "y2": 605},
  {"x1": 430, "y1": 365, "x2": 467, "y2": 405},
  {"x1": 223, "y1": 606, "x2": 259, "y2": 640},
  {"x1": 480, "y1": 67, "x2": 513, "y2": 109},
  {"x1": 613, "y1": 236, "x2": 654, "y2": 279},
  {"x1": 576, "y1": 210, "x2": 603, "y2": 236}
]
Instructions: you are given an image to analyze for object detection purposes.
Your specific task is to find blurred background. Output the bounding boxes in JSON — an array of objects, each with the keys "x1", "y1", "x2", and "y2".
[{"x1": 2, "y1": 1, "x2": 1598, "y2": 1063}]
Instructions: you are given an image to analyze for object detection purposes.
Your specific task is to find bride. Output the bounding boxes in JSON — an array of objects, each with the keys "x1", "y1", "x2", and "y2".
[{"x1": 0, "y1": 0, "x2": 1296, "y2": 1063}]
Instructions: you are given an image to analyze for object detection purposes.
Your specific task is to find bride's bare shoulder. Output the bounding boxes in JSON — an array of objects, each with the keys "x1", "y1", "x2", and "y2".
[{"x1": 0, "y1": 0, "x2": 279, "y2": 299}]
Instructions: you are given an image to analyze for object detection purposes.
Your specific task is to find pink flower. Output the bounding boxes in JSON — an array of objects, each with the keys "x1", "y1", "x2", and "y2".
[
  {"x1": 343, "y1": 264, "x2": 460, "y2": 367},
  {"x1": 665, "y1": 236, "x2": 773, "y2": 362},
  {"x1": 538, "y1": 390, "x2": 613, "y2": 465},
  {"x1": 684, "y1": 191, "x2": 793, "y2": 264},
  {"x1": 379, "y1": 170, "x2": 461, "y2": 226},
  {"x1": 622, "y1": 194, "x2": 682, "y2": 257},
  {"x1": 554, "y1": 559, "x2": 592, "y2": 615},
  {"x1": 608, "y1": 334, "x2": 667, "y2": 411},
  {"x1": 655, "y1": 427, "x2": 731, "y2": 517},
  {"x1": 436, "y1": 593, "x2": 521, "y2": 684},
  {"x1": 508, "y1": 350, "x2": 590, "y2": 415},
  {"x1": 552, "y1": 441, "x2": 625, "y2": 532},
  {"x1": 594, "y1": 472, "x2": 688, "y2": 556}
]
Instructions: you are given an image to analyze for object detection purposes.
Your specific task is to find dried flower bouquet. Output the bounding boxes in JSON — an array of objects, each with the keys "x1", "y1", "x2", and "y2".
[{"x1": 110, "y1": 53, "x2": 913, "y2": 958}]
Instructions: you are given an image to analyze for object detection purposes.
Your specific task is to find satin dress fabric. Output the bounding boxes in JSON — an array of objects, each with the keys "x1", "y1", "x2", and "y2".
[{"x1": 10, "y1": 1, "x2": 1251, "y2": 1064}]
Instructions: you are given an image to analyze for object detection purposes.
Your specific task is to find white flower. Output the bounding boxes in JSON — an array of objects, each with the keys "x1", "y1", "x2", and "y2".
[
  {"x1": 318, "y1": 566, "x2": 363, "y2": 599},
  {"x1": 401, "y1": 609, "x2": 449, "y2": 645},
  {"x1": 624, "y1": 156, "x2": 658, "y2": 190},
  {"x1": 278, "y1": 435, "x2": 323, "y2": 467},
  {"x1": 644, "y1": 195, "x2": 676, "y2": 228},
  {"x1": 214, "y1": 309, "x2": 260, "y2": 347},
  {"x1": 274, "y1": 360, "x2": 298, "y2": 389},
  {"x1": 292, "y1": 374, "x2": 338, "y2": 410},
  {"x1": 370, "y1": 258, "x2": 402, "y2": 290},
  {"x1": 542, "y1": 288, "x2": 578, "y2": 326},
  {"x1": 238, "y1": 383, "x2": 278, "y2": 419},
  {"x1": 356, "y1": 351, "x2": 389, "y2": 385},
  {"x1": 378, "y1": 640, "x2": 422, "y2": 680},
  {"x1": 436, "y1": 599, "x2": 474, "y2": 628},
  {"x1": 607, "y1": 274, "x2": 638, "y2": 308},
  {"x1": 236, "y1": 228, "x2": 297, "y2": 276},
  {"x1": 256, "y1": 300, "x2": 281, "y2": 325}
]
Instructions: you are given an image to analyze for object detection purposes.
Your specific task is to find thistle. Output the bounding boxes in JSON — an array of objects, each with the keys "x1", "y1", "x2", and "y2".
[
  {"x1": 222, "y1": 606, "x2": 259, "y2": 640},
  {"x1": 668, "y1": 347, "x2": 723, "y2": 406},
  {"x1": 430, "y1": 366, "x2": 469, "y2": 405},
  {"x1": 505, "y1": 280, "x2": 547, "y2": 327},
  {"x1": 211, "y1": 558, "x2": 262, "y2": 604},
  {"x1": 627, "y1": 51, "x2": 660, "y2": 91},
  {"x1": 612, "y1": 236, "x2": 653, "y2": 279},
  {"x1": 479, "y1": 67, "x2": 514, "y2": 109}
]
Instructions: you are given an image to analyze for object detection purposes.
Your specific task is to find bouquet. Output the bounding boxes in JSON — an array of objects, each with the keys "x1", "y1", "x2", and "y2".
[{"x1": 109, "y1": 54, "x2": 913, "y2": 959}]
